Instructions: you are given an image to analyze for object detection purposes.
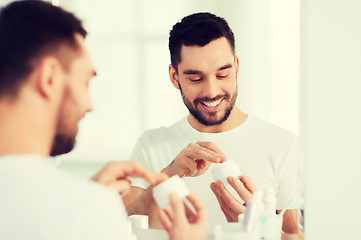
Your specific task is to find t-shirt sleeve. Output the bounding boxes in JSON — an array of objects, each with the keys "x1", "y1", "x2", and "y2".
[
  {"x1": 128, "y1": 133, "x2": 152, "y2": 190},
  {"x1": 276, "y1": 136, "x2": 303, "y2": 210}
]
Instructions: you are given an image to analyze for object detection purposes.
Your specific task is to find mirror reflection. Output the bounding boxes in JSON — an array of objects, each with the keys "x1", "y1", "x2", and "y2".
[{"x1": 59, "y1": 0, "x2": 304, "y2": 237}]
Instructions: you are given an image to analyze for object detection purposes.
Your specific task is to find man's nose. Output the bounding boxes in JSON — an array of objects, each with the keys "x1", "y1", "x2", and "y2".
[{"x1": 202, "y1": 78, "x2": 219, "y2": 98}]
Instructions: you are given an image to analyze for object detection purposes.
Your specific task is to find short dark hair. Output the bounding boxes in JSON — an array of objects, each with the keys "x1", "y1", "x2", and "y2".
[
  {"x1": 169, "y1": 12, "x2": 235, "y2": 72},
  {"x1": 0, "y1": 0, "x2": 87, "y2": 97}
]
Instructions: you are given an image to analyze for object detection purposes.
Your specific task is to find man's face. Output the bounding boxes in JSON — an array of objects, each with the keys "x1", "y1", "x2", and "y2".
[
  {"x1": 171, "y1": 37, "x2": 238, "y2": 126},
  {"x1": 50, "y1": 35, "x2": 95, "y2": 156}
]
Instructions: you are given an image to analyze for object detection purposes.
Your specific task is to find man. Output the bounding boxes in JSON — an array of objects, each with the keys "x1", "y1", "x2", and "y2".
[
  {"x1": 125, "y1": 12, "x2": 302, "y2": 235},
  {"x1": 0, "y1": 1, "x2": 207, "y2": 240}
]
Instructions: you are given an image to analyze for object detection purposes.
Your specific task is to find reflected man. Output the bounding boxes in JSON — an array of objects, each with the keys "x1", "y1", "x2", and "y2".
[{"x1": 125, "y1": 12, "x2": 302, "y2": 235}]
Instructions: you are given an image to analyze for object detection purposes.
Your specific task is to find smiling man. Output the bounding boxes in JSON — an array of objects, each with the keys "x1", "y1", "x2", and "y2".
[{"x1": 124, "y1": 12, "x2": 302, "y2": 236}]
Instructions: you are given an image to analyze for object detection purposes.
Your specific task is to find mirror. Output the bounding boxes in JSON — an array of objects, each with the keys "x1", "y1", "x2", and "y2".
[{"x1": 2, "y1": 0, "x2": 301, "y2": 233}]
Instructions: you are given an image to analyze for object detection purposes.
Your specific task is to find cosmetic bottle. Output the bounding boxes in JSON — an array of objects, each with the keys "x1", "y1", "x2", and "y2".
[
  {"x1": 243, "y1": 190, "x2": 264, "y2": 232},
  {"x1": 262, "y1": 188, "x2": 283, "y2": 240}
]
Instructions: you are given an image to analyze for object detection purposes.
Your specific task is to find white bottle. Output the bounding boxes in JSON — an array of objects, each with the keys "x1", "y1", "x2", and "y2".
[
  {"x1": 243, "y1": 190, "x2": 264, "y2": 232},
  {"x1": 262, "y1": 188, "x2": 283, "y2": 240}
]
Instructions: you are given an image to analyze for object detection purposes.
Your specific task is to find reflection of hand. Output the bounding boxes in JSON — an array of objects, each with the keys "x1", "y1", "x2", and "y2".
[
  {"x1": 281, "y1": 232, "x2": 304, "y2": 240},
  {"x1": 91, "y1": 161, "x2": 168, "y2": 196},
  {"x1": 161, "y1": 142, "x2": 226, "y2": 177},
  {"x1": 210, "y1": 175, "x2": 257, "y2": 222},
  {"x1": 158, "y1": 193, "x2": 208, "y2": 240}
]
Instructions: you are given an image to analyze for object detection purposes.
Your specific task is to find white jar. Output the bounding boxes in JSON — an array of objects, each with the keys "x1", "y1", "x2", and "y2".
[
  {"x1": 212, "y1": 159, "x2": 243, "y2": 185},
  {"x1": 152, "y1": 175, "x2": 190, "y2": 209}
]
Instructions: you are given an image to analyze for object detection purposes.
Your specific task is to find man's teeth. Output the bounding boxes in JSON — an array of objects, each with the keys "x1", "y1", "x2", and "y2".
[{"x1": 202, "y1": 99, "x2": 222, "y2": 107}]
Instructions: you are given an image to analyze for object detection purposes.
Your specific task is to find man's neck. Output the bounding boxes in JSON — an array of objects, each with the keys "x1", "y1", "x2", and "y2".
[
  {"x1": 187, "y1": 107, "x2": 248, "y2": 133},
  {"x1": 0, "y1": 100, "x2": 53, "y2": 157}
]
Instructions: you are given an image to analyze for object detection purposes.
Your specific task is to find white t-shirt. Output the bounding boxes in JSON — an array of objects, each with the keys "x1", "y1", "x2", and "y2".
[
  {"x1": 130, "y1": 116, "x2": 301, "y2": 229},
  {"x1": 0, "y1": 154, "x2": 133, "y2": 240}
]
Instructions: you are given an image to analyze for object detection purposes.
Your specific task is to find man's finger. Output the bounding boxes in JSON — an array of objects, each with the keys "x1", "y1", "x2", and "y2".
[
  {"x1": 158, "y1": 210, "x2": 172, "y2": 232},
  {"x1": 239, "y1": 175, "x2": 257, "y2": 194},
  {"x1": 109, "y1": 180, "x2": 131, "y2": 195},
  {"x1": 186, "y1": 194, "x2": 204, "y2": 214},
  {"x1": 193, "y1": 160, "x2": 212, "y2": 176},
  {"x1": 148, "y1": 172, "x2": 169, "y2": 185},
  {"x1": 211, "y1": 183, "x2": 234, "y2": 216},
  {"x1": 216, "y1": 180, "x2": 245, "y2": 214},
  {"x1": 197, "y1": 142, "x2": 227, "y2": 162},
  {"x1": 186, "y1": 193, "x2": 207, "y2": 221},
  {"x1": 121, "y1": 162, "x2": 159, "y2": 185},
  {"x1": 183, "y1": 145, "x2": 221, "y2": 163},
  {"x1": 169, "y1": 192, "x2": 186, "y2": 224},
  {"x1": 182, "y1": 157, "x2": 198, "y2": 177},
  {"x1": 113, "y1": 161, "x2": 166, "y2": 185},
  {"x1": 227, "y1": 176, "x2": 254, "y2": 203},
  {"x1": 184, "y1": 201, "x2": 196, "y2": 222}
]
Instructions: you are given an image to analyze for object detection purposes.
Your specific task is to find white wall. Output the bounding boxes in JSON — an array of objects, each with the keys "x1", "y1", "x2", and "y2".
[{"x1": 300, "y1": 0, "x2": 361, "y2": 238}]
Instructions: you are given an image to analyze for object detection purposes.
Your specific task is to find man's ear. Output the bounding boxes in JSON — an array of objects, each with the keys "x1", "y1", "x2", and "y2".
[
  {"x1": 169, "y1": 64, "x2": 180, "y2": 90},
  {"x1": 35, "y1": 57, "x2": 63, "y2": 99},
  {"x1": 235, "y1": 56, "x2": 240, "y2": 79}
]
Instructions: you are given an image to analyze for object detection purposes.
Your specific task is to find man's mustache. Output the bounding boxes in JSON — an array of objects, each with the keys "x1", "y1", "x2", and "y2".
[{"x1": 194, "y1": 94, "x2": 229, "y2": 104}]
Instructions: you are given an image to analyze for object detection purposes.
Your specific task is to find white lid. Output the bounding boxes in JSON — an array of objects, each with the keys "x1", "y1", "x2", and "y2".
[{"x1": 152, "y1": 175, "x2": 190, "y2": 209}]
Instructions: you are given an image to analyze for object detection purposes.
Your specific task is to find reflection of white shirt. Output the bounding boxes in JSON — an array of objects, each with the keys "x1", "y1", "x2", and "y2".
[
  {"x1": 130, "y1": 116, "x2": 301, "y2": 229},
  {"x1": 0, "y1": 155, "x2": 132, "y2": 240}
]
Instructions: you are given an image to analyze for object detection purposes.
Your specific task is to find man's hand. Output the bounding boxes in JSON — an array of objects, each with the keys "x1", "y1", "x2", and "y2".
[
  {"x1": 210, "y1": 175, "x2": 257, "y2": 222},
  {"x1": 161, "y1": 142, "x2": 226, "y2": 177},
  {"x1": 158, "y1": 193, "x2": 208, "y2": 240},
  {"x1": 91, "y1": 161, "x2": 168, "y2": 196}
]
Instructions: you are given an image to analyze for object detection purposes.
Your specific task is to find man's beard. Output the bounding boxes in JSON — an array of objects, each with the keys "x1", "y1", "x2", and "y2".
[
  {"x1": 179, "y1": 84, "x2": 237, "y2": 126},
  {"x1": 50, "y1": 89, "x2": 76, "y2": 157},
  {"x1": 50, "y1": 133, "x2": 75, "y2": 157}
]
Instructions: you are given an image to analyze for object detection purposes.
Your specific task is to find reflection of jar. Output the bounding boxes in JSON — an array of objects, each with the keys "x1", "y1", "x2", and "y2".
[
  {"x1": 152, "y1": 175, "x2": 190, "y2": 209},
  {"x1": 211, "y1": 159, "x2": 243, "y2": 185},
  {"x1": 128, "y1": 214, "x2": 149, "y2": 229}
]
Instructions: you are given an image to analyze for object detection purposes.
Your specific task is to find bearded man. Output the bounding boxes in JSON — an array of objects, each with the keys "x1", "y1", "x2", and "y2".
[{"x1": 124, "y1": 12, "x2": 302, "y2": 237}]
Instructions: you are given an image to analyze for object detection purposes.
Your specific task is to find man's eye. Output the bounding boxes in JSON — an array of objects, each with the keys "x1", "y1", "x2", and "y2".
[
  {"x1": 217, "y1": 75, "x2": 228, "y2": 79},
  {"x1": 190, "y1": 78, "x2": 202, "y2": 82}
]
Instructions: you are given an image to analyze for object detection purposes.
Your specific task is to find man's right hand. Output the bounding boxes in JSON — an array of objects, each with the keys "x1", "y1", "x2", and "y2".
[
  {"x1": 161, "y1": 141, "x2": 226, "y2": 177},
  {"x1": 91, "y1": 161, "x2": 167, "y2": 197},
  {"x1": 210, "y1": 175, "x2": 257, "y2": 222},
  {"x1": 158, "y1": 193, "x2": 208, "y2": 240}
]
